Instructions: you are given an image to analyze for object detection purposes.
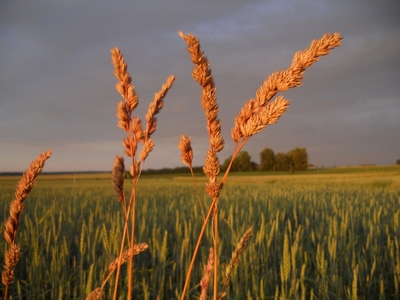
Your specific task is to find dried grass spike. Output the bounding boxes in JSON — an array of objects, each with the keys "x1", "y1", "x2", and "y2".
[
  {"x1": 144, "y1": 75, "x2": 176, "y2": 139},
  {"x1": 86, "y1": 287, "x2": 103, "y2": 300},
  {"x1": 112, "y1": 156, "x2": 125, "y2": 206},
  {"x1": 178, "y1": 134, "x2": 193, "y2": 167},
  {"x1": 111, "y1": 48, "x2": 139, "y2": 112},
  {"x1": 179, "y1": 31, "x2": 224, "y2": 155},
  {"x1": 122, "y1": 137, "x2": 135, "y2": 157},
  {"x1": 4, "y1": 150, "x2": 52, "y2": 245},
  {"x1": 131, "y1": 116, "x2": 144, "y2": 142},
  {"x1": 199, "y1": 247, "x2": 215, "y2": 300},
  {"x1": 232, "y1": 32, "x2": 341, "y2": 144},
  {"x1": 262, "y1": 96, "x2": 290, "y2": 125},
  {"x1": 282, "y1": 233, "x2": 291, "y2": 282},
  {"x1": 110, "y1": 48, "x2": 128, "y2": 82},
  {"x1": 221, "y1": 227, "x2": 253, "y2": 291},
  {"x1": 130, "y1": 161, "x2": 140, "y2": 179},
  {"x1": 2, "y1": 150, "x2": 51, "y2": 297},
  {"x1": 205, "y1": 181, "x2": 222, "y2": 199},
  {"x1": 116, "y1": 101, "x2": 131, "y2": 131},
  {"x1": 203, "y1": 150, "x2": 220, "y2": 181},
  {"x1": 139, "y1": 138, "x2": 155, "y2": 162},
  {"x1": 108, "y1": 243, "x2": 149, "y2": 273},
  {"x1": 1, "y1": 243, "x2": 21, "y2": 286}
]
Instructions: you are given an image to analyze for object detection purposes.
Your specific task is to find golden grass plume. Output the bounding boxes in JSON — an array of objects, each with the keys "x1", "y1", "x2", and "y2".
[
  {"x1": 2, "y1": 150, "x2": 52, "y2": 292},
  {"x1": 200, "y1": 247, "x2": 215, "y2": 300},
  {"x1": 178, "y1": 31, "x2": 342, "y2": 300},
  {"x1": 231, "y1": 32, "x2": 342, "y2": 143}
]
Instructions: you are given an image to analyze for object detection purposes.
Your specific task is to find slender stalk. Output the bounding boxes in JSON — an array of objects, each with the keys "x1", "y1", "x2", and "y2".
[
  {"x1": 127, "y1": 183, "x2": 138, "y2": 299},
  {"x1": 180, "y1": 196, "x2": 218, "y2": 299},
  {"x1": 189, "y1": 165, "x2": 205, "y2": 220},
  {"x1": 213, "y1": 203, "x2": 219, "y2": 300},
  {"x1": 181, "y1": 138, "x2": 250, "y2": 299},
  {"x1": 4, "y1": 285, "x2": 9, "y2": 299},
  {"x1": 221, "y1": 137, "x2": 250, "y2": 184},
  {"x1": 113, "y1": 183, "x2": 135, "y2": 300}
]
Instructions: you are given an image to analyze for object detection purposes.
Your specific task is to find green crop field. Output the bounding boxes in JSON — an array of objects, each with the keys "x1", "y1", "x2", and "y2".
[{"x1": 1, "y1": 166, "x2": 400, "y2": 299}]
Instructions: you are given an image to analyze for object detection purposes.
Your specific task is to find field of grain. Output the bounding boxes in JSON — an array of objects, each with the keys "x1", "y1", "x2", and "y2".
[
  {"x1": 1, "y1": 168, "x2": 399, "y2": 299},
  {"x1": 1, "y1": 32, "x2": 398, "y2": 299}
]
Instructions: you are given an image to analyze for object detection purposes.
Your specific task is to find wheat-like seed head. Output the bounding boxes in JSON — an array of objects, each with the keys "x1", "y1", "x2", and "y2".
[
  {"x1": 116, "y1": 101, "x2": 131, "y2": 131},
  {"x1": 112, "y1": 48, "x2": 175, "y2": 176},
  {"x1": 2, "y1": 150, "x2": 51, "y2": 287},
  {"x1": 220, "y1": 227, "x2": 253, "y2": 295},
  {"x1": 203, "y1": 150, "x2": 222, "y2": 198},
  {"x1": 112, "y1": 156, "x2": 125, "y2": 206},
  {"x1": 108, "y1": 243, "x2": 149, "y2": 273},
  {"x1": 137, "y1": 75, "x2": 175, "y2": 163},
  {"x1": 111, "y1": 48, "x2": 138, "y2": 113},
  {"x1": 129, "y1": 161, "x2": 140, "y2": 179},
  {"x1": 178, "y1": 134, "x2": 193, "y2": 167},
  {"x1": 199, "y1": 247, "x2": 215, "y2": 300},
  {"x1": 232, "y1": 32, "x2": 342, "y2": 143},
  {"x1": 3, "y1": 150, "x2": 52, "y2": 245},
  {"x1": 179, "y1": 31, "x2": 226, "y2": 198},
  {"x1": 145, "y1": 75, "x2": 176, "y2": 139},
  {"x1": 1, "y1": 243, "x2": 21, "y2": 286},
  {"x1": 179, "y1": 31, "x2": 224, "y2": 154},
  {"x1": 86, "y1": 287, "x2": 103, "y2": 300},
  {"x1": 138, "y1": 138, "x2": 155, "y2": 162},
  {"x1": 282, "y1": 233, "x2": 291, "y2": 282},
  {"x1": 256, "y1": 32, "x2": 342, "y2": 107},
  {"x1": 131, "y1": 116, "x2": 144, "y2": 142}
]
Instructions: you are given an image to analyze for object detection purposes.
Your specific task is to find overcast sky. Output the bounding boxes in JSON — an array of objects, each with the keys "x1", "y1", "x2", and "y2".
[{"x1": 1, "y1": 0, "x2": 399, "y2": 172}]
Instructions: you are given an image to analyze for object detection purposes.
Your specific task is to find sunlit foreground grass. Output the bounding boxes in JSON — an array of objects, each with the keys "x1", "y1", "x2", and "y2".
[{"x1": 1, "y1": 168, "x2": 399, "y2": 299}]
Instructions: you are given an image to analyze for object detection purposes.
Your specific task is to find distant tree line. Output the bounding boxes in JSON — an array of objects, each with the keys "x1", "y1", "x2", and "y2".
[
  {"x1": 221, "y1": 147, "x2": 308, "y2": 172},
  {"x1": 134, "y1": 147, "x2": 308, "y2": 177},
  {"x1": 220, "y1": 151, "x2": 258, "y2": 172},
  {"x1": 259, "y1": 147, "x2": 308, "y2": 172}
]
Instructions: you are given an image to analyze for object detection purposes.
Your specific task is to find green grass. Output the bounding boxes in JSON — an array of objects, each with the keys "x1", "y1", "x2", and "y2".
[{"x1": 1, "y1": 168, "x2": 399, "y2": 299}]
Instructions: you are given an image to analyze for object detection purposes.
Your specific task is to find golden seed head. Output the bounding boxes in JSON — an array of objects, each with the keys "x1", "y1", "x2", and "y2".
[
  {"x1": 199, "y1": 247, "x2": 215, "y2": 300},
  {"x1": 108, "y1": 243, "x2": 149, "y2": 273},
  {"x1": 203, "y1": 150, "x2": 220, "y2": 180},
  {"x1": 112, "y1": 156, "x2": 125, "y2": 205},
  {"x1": 122, "y1": 137, "x2": 135, "y2": 157},
  {"x1": 232, "y1": 32, "x2": 341, "y2": 143},
  {"x1": 130, "y1": 161, "x2": 140, "y2": 179},
  {"x1": 144, "y1": 75, "x2": 175, "y2": 141},
  {"x1": 205, "y1": 181, "x2": 222, "y2": 198},
  {"x1": 180, "y1": 31, "x2": 225, "y2": 156},
  {"x1": 178, "y1": 134, "x2": 194, "y2": 167},
  {"x1": 2, "y1": 243, "x2": 21, "y2": 286},
  {"x1": 86, "y1": 287, "x2": 103, "y2": 300},
  {"x1": 131, "y1": 116, "x2": 144, "y2": 142},
  {"x1": 116, "y1": 101, "x2": 130, "y2": 131},
  {"x1": 139, "y1": 138, "x2": 155, "y2": 162}
]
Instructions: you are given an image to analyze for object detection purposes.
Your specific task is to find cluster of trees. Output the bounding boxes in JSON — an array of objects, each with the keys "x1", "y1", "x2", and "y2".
[
  {"x1": 221, "y1": 147, "x2": 308, "y2": 172},
  {"x1": 260, "y1": 147, "x2": 308, "y2": 172},
  {"x1": 138, "y1": 147, "x2": 309, "y2": 176},
  {"x1": 221, "y1": 151, "x2": 257, "y2": 172}
]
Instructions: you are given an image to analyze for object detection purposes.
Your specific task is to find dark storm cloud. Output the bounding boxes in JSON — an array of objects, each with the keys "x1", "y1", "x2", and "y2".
[{"x1": 1, "y1": 0, "x2": 399, "y2": 171}]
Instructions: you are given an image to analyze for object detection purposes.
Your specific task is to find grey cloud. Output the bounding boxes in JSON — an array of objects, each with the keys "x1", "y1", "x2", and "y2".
[{"x1": 1, "y1": 0, "x2": 399, "y2": 171}]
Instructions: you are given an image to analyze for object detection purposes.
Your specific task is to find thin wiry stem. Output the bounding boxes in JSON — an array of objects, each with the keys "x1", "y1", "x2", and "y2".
[
  {"x1": 213, "y1": 203, "x2": 219, "y2": 300},
  {"x1": 180, "y1": 195, "x2": 218, "y2": 299}
]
